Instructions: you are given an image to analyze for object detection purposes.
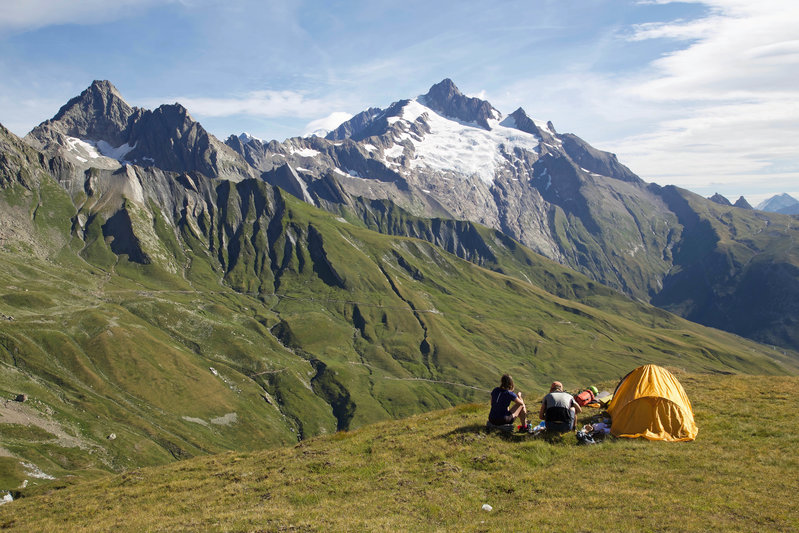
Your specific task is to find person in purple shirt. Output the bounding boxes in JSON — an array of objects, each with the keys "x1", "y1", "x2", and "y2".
[{"x1": 488, "y1": 374, "x2": 528, "y2": 428}]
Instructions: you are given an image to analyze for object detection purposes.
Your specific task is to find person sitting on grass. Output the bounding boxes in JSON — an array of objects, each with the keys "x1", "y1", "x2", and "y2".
[
  {"x1": 488, "y1": 374, "x2": 527, "y2": 430},
  {"x1": 538, "y1": 381, "x2": 582, "y2": 433}
]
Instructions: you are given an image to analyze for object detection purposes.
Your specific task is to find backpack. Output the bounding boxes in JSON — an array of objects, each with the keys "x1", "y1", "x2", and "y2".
[{"x1": 574, "y1": 389, "x2": 595, "y2": 407}]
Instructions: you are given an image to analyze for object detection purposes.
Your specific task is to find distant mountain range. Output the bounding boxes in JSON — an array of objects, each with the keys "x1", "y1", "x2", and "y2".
[
  {"x1": 707, "y1": 191, "x2": 798, "y2": 215},
  {"x1": 18, "y1": 79, "x2": 799, "y2": 353},
  {"x1": 756, "y1": 193, "x2": 799, "y2": 215}
]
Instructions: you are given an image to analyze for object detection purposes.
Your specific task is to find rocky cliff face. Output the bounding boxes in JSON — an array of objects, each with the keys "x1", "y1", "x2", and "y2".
[
  {"x1": 26, "y1": 80, "x2": 134, "y2": 149},
  {"x1": 418, "y1": 78, "x2": 501, "y2": 129},
  {"x1": 26, "y1": 81, "x2": 257, "y2": 183}
]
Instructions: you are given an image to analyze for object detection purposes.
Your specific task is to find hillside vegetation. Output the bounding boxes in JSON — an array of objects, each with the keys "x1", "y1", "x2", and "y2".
[
  {"x1": 2, "y1": 371, "x2": 798, "y2": 532},
  {"x1": 1, "y1": 121, "x2": 797, "y2": 488}
]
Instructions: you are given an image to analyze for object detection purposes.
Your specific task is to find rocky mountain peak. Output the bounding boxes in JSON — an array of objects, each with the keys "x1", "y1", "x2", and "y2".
[
  {"x1": 733, "y1": 196, "x2": 753, "y2": 209},
  {"x1": 152, "y1": 102, "x2": 192, "y2": 125},
  {"x1": 756, "y1": 193, "x2": 799, "y2": 213},
  {"x1": 326, "y1": 107, "x2": 384, "y2": 141},
  {"x1": 709, "y1": 193, "x2": 732, "y2": 206},
  {"x1": 419, "y1": 78, "x2": 499, "y2": 129},
  {"x1": 27, "y1": 80, "x2": 134, "y2": 148},
  {"x1": 506, "y1": 107, "x2": 545, "y2": 138},
  {"x1": 87, "y1": 79, "x2": 125, "y2": 99}
]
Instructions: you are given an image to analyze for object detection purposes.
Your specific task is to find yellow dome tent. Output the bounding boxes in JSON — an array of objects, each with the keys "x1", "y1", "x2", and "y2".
[{"x1": 607, "y1": 364, "x2": 698, "y2": 442}]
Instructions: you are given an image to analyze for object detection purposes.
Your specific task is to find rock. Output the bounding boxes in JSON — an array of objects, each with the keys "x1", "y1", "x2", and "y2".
[
  {"x1": 708, "y1": 192, "x2": 732, "y2": 206},
  {"x1": 420, "y1": 78, "x2": 500, "y2": 129},
  {"x1": 107, "y1": 433, "x2": 116, "y2": 440}
]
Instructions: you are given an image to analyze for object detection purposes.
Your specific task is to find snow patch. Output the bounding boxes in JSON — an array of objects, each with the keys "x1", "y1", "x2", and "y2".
[
  {"x1": 537, "y1": 167, "x2": 552, "y2": 190},
  {"x1": 65, "y1": 136, "x2": 101, "y2": 159},
  {"x1": 65, "y1": 136, "x2": 136, "y2": 163},
  {"x1": 290, "y1": 147, "x2": 321, "y2": 158},
  {"x1": 96, "y1": 140, "x2": 135, "y2": 160},
  {"x1": 533, "y1": 118, "x2": 556, "y2": 136},
  {"x1": 399, "y1": 100, "x2": 541, "y2": 184},
  {"x1": 384, "y1": 144, "x2": 404, "y2": 158},
  {"x1": 238, "y1": 132, "x2": 261, "y2": 144}
]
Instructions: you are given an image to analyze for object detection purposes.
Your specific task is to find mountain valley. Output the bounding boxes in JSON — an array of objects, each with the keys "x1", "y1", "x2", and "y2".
[{"x1": 1, "y1": 79, "x2": 798, "y2": 486}]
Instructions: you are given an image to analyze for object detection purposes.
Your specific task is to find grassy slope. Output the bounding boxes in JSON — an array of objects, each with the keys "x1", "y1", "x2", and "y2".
[
  {"x1": 2, "y1": 371, "x2": 797, "y2": 532},
  {"x1": 2, "y1": 175, "x2": 798, "y2": 481},
  {"x1": 1, "y1": 167, "x2": 797, "y2": 492}
]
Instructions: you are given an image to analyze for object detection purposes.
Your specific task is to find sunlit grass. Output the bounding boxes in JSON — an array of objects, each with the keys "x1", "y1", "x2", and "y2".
[{"x1": 3, "y1": 372, "x2": 798, "y2": 532}]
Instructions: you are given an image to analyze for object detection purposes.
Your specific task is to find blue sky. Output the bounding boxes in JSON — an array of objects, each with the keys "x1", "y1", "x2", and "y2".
[{"x1": 1, "y1": 0, "x2": 797, "y2": 205}]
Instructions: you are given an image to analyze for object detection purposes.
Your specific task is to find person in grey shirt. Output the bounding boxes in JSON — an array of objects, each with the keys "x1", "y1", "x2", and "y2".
[{"x1": 538, "y1": 381, "x2": 582, "y2": 433}]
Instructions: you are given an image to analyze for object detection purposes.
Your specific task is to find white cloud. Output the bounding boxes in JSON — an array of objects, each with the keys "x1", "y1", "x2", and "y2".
[
  {"x1": 0, "y1": 0, "x2": 170, "y2": 33},
  {"x1": 303, "y1": 112, "x2": 353, "y2": 136},
  {"x1": 628, "y1": 18, "x2": 718, "y2": 42},
  {"x1": 629, "y1": 3, "x2": 799, "y2": 100},
  {"x1": 606, "y1": 0, "x2": 799, "y2": 196}
]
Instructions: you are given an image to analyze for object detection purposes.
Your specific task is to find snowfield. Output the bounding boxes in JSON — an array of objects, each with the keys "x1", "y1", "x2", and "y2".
[{"x1": 387, "y1": 100, "x2": 544, "y2": 184}]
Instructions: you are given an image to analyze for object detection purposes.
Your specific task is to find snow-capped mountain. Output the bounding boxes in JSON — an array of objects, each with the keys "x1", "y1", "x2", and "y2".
[
  {"x1": 16, "y1": 78, "x2": 799, "y2": 352},
  {"x1": 225, "y1": 78, "x2": 663, "y2": 298},
  {"x1": 757, "y1": 193, "x2": 799, "y2": 215}
]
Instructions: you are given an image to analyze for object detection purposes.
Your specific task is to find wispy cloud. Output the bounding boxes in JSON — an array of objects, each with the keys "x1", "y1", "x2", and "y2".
[
  {"x1": 0, "y1": 0, "x2": 170, "y2": 33},
  {"x1": 627, "y1": 18, "x2": 718, "y2": 42},
  {"x1": 608, "y1": 0, "x2": 799, "y2": 197}
]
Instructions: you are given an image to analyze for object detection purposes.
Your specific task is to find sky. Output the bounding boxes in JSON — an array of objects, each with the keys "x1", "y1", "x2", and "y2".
[{"x1": 0, "y1": 0, "x2": 797, "y2": 206}]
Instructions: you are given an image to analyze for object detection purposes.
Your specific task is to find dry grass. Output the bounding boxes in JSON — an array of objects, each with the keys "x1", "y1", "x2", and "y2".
[{"x1": 2, "y1": 371, "x2": 798, "y2": 532}]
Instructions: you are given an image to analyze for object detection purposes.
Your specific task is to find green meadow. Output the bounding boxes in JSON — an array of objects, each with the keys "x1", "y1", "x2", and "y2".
[{"x1": 2, "y1": 371, "x2": 797, "y2": 532}]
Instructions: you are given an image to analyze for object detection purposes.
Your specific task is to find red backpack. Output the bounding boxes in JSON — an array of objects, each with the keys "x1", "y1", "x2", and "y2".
[{"x1": 574, "y1": 389, "x2": 595, "y2": 407}]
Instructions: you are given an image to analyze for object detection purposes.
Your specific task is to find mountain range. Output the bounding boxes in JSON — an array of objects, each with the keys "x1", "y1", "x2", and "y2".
[
  {"x1": 30, "y1": 78, "x2": 796, "y2": 350},
  {"x1": 756, "y1": 193, "x2": 799, "y2": 215},
  {"x1": 1, "y1": 79, "x2": 798, "y2": 484}
]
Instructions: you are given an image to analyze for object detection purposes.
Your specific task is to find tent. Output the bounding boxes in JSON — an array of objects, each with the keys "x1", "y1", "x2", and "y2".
[{"x1": 606, "y1": 364, "x2": 698, "y2": 442}]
